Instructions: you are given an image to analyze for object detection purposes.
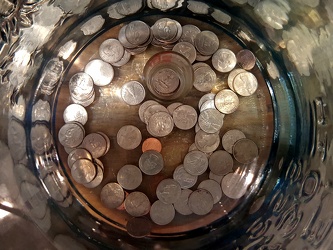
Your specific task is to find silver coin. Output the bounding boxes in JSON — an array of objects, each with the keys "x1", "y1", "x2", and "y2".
[
  {"x1": 227, "y1": 68, "x2": 246, "y2": 91},
  {"x1": 172, "y1": 42, "x2": 197, "y2": 64},
  {"x1": 115, "y1": 0, "x2": 143, "y2": 16},
  {"x1": 221, "y1": 129, "x2": 246, "y2": 154},
  {"x1": 198, "y1": 179, "x2": 222, "y2": 204},
  {"x1": 212, "y1": 48, "x2": 237, "y2": 73},
  {"x1": 111, "y1": 50, "x2": 131, "y2": 67},
  {"x1": 173, "y1": 164, "x2": 198, "y2": 189},
  {"x1": 58, "y1": 122, "x2": 85, "y2": 148},
  {"x1": 151, "y1": 18, "x2": 178, "y2": 42},
  {"x1": 198, "y1": 108, "x2": 224, "y2": 134},
  {"x1": 81, "y1": 133, "x2": 108, "y2": 158},
  {"x1": 195, "y1": 52, "x2": 211, "y2": 62},
  {"x1": 172, "y1": 105, "x2": 198, "y2": 130},
  {"x1": 143, "y1": 104, "x2": 168, "y2": 124},
  {"x1": 139, "y1": 150, "x2": 164, "y2": 175},
  {"x1": 30, "y1": 124, "x2": 52, "y2": 155},
  {"x1": 147, "y1": 111, "x2": 174, "y2": 137},
  {"x1": 195, "y1": 129, "x2": 220, "y2": 153},
  {"x1": 167, "y1": 102, "x2": 183, "y2": 115},
  {"x1": 84, "y1": 59, "x2": 114, "y2": 87},
  {"x1": 117, "y1": 164, "x2": 142, "y2": 190},
  {"x1": 69, "y1": 72, "x2": 94, "y2": 101},
  {"x1": 84, "y1": 164, "x2": 104, "y2": 188},
  {"x1": 209, "y1": 150, "x2": 234, "y2": 176},
  {"x1": 121, "y1": 80, "x2": 145, "y2": 105},
  {"x1": 80, "y1": 15, "x2": 105, "y2": 36},
  {"x1": 138, "y1": 100, "x2": 159, "y2": 122},
  {"x1": 214, "y1": 89, "x2": 239, "y2": 114},
  {"x1": 151, "y1": 68, "x2": 180, "y2": 95},
  {"x1": 188, "y1": 189, "x2": 214, "y2": 215},
  {"x1": 67, "y1": 148, "x2": 92, "y2": 168},
  {"x1": 118, "y1": 25, "x2": 137, "y2": 49},
  {"x1": 63, "y1": 104, "x2": 88, "y2": 125},
  {"x1": 188, "y1": 143, "x2": 199, "y2": 152},
  {"x1": 193, "y1": 65, "x2": 217, "y2": 92},
  {"x1": 151, "y1": 0, "x2": 177, "y2": 11},
  {"x1": 71, "y1": 91, "x2": 95, "y2": 107},
  {"x1": 233, "y1": 138, "x2": 259, "y2": 164},
  {"x1": 93, "y1": 158, "x2": 105, "y2": 171},
  {"x1": 116, "y1": 125, "x2": 142, "y2": 150},
  {"x1": 193, "y1": 62, "x2": 210, "y2": 71},
  {"x1": 195, "y1": 122, "x2": 201, "y2": 133},
  {"x1": 156, "y1": 178, "x2": 181, "y2": 204},
  {"x1": 183, "y1": 150, "x2": 209, "y2": 176},
  {"x1": 194, "y1": 30, "x2": 219, "y2": 56},
  {"x1": 32, "y1": 99, "x2": 51, "y2": 122},
  {"x1": 71, "y1": 159, "x2": 96, "y2": 184},
  {"x1": 99, "y1": 38, "x2": 124, "y2": 64},
  {"x1": 233, "y1": 72, "x2": 258, "y2": 96},
  {"x1": 179, "y1": 24, "x2": 201, "y2": 44},
  {"x1": 198, "y1": 93, "x2": 216, "y2": 109},
  {"x1": 221, "y1": 172, "x2": 248, "y2": 199},
  {"x1": 124, "y1": 191, "x2": 151, "y2": 217},
  {"x1": 100, "y1": 183, "x2": 125, "y2": 209},
  {"x1": 97, "y1": 132, "x2": 111, "y2": 155},
  {"x1": 107, "y1": 3, "x2": 125, "y2": 19},
  {"x1": 125, "y1": 20, "x2": 151, "y2": 46},
  {"x1": 150, "y1": 200, "x2": 175, "y2": 225},
  {"x1": 173, "y1": 189, "x2": 193, "y2": 215},
  {"x1": 200, "y1": 99, "x2": 217, "y2": 112},
  {"x1": 209, "y1": 171, "x2": 223, "y2": 184}
]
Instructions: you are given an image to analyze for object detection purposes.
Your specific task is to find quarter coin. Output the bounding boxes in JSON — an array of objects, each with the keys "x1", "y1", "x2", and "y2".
[
  {"x1": 139, "y1": 150, "x2": 164, "y2": 175},
  {"x1": 214, "y1": 89, "x2": 239, "y2": 114},
  {"x1": 195, "y1": 130, "x2": 220, "y2": 153},
  {"x1": 198, "y1": 108, "x2": 224, "y2": 134},
  {"x1": 208, "y1": 150, "x2": 233, "y2": 176},
  {"x1": 150, "y1": 200, "x2": 175, "y2": 225},
  {"x1": 84, "y1": 59, "x2": 114, "y2": 87},
  {"x1": 121, "y1": 80, "x2": 145, "y2": 105},
  {"x1": 221, "y1": 129, "x2": 246, "y2": 154},
  {"x1": 117, "y1": 164, "x2": 142, "y2": 190},
  {"x1": 71, "y1": 159, "x2": 96, "y2": 184},
  {"x1": 173, "y1": 164, "x2": 198, "y2": 189},
  {"x1": 198, "y1": 179, "x2": 222, "y2": 204},
  {"x1": 63, "y1": 104, "x2": 88, "y2": 125},
  {"x1": 173, "y1": 189, "x2": 193, "y2": 215},
  {"x1": 156, "y1": 178, "x2": 181, "y2": 204},
  {"x1": 188, "y1": 189, "x2": 214, "y2": 215},
  {"x1": 183, "y1": 150, "x2": 209, "y2": 176},
  {"x1": 233, "y1": 72, "x2": 258, "y2": 96},
  {"x1": 194, "y1": 30, "x2": 219, "y2": 56},
  {"x1": 124, "y1": 191, "x2": 150, "y2": 217},
  {"x1": 173, "y1": 105, "x2": 198, "y2": 130},
  {"x1": 99, "y1": 38, "x2": 125, "y2": 63},
  {"x1": 233, "y1": 138, "x2": 259, "y2": 164},
  {"x1": 212, "y1": 48, "x2": 237, "y2": 73},
  {"x1": 117, "y1": 125, "x2": 142, "y2": 150},
  {"x1": 100, "y1": 182, "x2": 125, "y2": 209}
]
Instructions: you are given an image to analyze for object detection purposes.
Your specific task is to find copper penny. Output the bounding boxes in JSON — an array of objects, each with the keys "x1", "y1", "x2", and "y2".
[{"x1": 142, "y1": 138, "x2": 162, "y2": 153}]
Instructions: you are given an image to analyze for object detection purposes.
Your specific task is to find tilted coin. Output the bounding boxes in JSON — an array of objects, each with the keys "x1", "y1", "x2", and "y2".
[
  {"x1": 138, "y1": 100, "x2": 159, "y2": 122},
  {"x1": 84, "y1": 59, "x2": 114, "y2": 87},
  {"x1": 195, "y1": 52, "x2": 211, "y2": 62},
  {"x1": 212, "y1": 48, "x2": 237, "y2": 73},
  {"x1": 200, "y1": 99, "x2": 217, "y2": 112},
  {"x1": 233, "y1": 72, "x2": 258, "y2": 96},
  {"x1": 150, "y1": 200, "x2": 175, "y2": 225},
  {"x1": 151, "y1": 68, "x2": 180, "y2": 95},
  {"x1": 221, "y1": 129, "x2": 246, "y2": 154},
  {"x1": 69, "y1": 72, "x2": 94, "y2": 101},
  {"x1": 236, "y1": 49, "x2": 256, "y2": 70},
  {"x1": 193, "y1": 65, "x2": 217, "y2": 92},
  {"x1": 147, "y1": 111, "x2": 174, "y2": 137},
  {"x1": 179, "y1": 24, "x2": 201, "y2": 44},
  {"x1": 195, "y1": 129, "x2": 220, "y2": 153},
  {"x1": 209, "y1": 150, "x2": 234, "y2": 176},
  {"x1": 183, "y1": 150, "x2": 209, "y2": 176},
  {"x1": 100, "y1": 182, "x2": 125, "y2": 209},
  {"x1": 214, "y1": 89, "x2": 239, "y2": 114},
  {"x1": 198, "y1": 93, "x2": 216, "y2": 109},
  {"x1": 84, "y1": 163, "x2": 104, "y2": 188},
  {"x1": 126, "y1": 217, "x2": 152, "y2": 238},
  {"x1": 97, "y1": 132, "x2": 111, "y2": 155},
  {"x1": 125, "y1": 20, "x2": 151, "y2": 46},
  {"x1": 142, "y1": 138, "x2": 162, "y2": 153},
  {"x1": 99, "y1": 38, "x2": 125, "y2": 64},
  {"x1": 167, "y1": 102, "x2": 183, "y2": 115},
  {"x1": 139, "y1": 150, "x2": 164, "y2": 175},
  {"x1": 198, "y1": 108, "x2": 224, "y2": 134},
  {"x1": 233, "y1": 138, "x2": 259, "y2": 164},
  {"x1": 67, "y1": 148, "x2": 92, "y2": 168},
  {"x1": 227, "y1": 68, "x2": 246, "y2": 91},
  {"x1": 58, "y1": 122, "x2": 85, "y2": 148},
  {"x1": 143, "y1": 104, "x2": 168, "y2": 124},
  {"x1": 71, "y1": 91, "x2": 95, "y2": 107},
  {"x1": 188, "y1": 189, "x2": 214, "y2": 215},
  {"x1": 117, "y1": 164, "x2": 142, "y2": 190},
  {"x1": 173, "y1": 164, "x2": 198, "y2": 189},
  {"x1": 63, "y1": 104, "x2": 88, "y2": 125},
  {"x1": 117, "y1": 125, "x2": 142, "y2": 150},
  {"x1": 71, "y1": 159, "x2": 96, "y2": 184},
  {"x1": 118, "y1": 24, "x2": 137, "y2": 49},
  {"x1": 198, "y1": 179, "x2": 222, "y2": 204},
  {"x1": 124, "y1": 191, "x2": 151, "y2": 217},
  {"x1": 156, "y1": 178, "x2": 181, "y2": 204},
  {"x1": 173, "y1": 189, "x2": 193, "y2": 215},
  {"x1": 81, "y1": 133, "x2": 108, "y2": 158},
  {"x1": 30, "y1": 124, "x2": 52, "y2": 155},
  {"x1": 172, "y1": 42, "x2": 197, "y2": 64},
  {"x1": 209, "y1": 171, "x2": 223, "y2": 184},
  {"x1": 194, "y1": 30, "x2": 219, "y2": 56},
  {"x1": 93, "y1": 158, "x2": 105, "y2": 171},
  {"x1": 121, "y1": 80, "x2": 145, "y2": 105},
  {"x1": 221, "y1": 172, "x2": 248, "y2": 199},
  {"x1": 111, "y1": 50, "x2": 131, "y2": 67},
  {"x1": 172, "y1": 105, "x2": 198, "y2": 130}
]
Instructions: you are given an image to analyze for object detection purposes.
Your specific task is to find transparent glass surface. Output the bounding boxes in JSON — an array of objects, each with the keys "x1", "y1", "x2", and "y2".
[{"x1": 0, "y1": 0, "x2": 332, "y2": 249}]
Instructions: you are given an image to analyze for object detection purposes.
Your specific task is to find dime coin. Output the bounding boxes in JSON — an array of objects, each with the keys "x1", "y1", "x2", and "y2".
[
  {"x1": 117, "y1": 125, "x2": 142, "y2": 150},
  {"x1": 193, "y1": 65, "x2": 217, "y2": 92},
  {"x1": 212, "y1": 48, "x2": 237, "y2": 73},
  {"x1": 151, "y1": 68, "x2": 180, "y2": 95},
  {"x1": 121, "y1": 80, "x2": 145, "y2": 105},
  {"x1": 142, "y1": 138, "x2": 162, "y2": 153},
  {"x1": 233, "y1": 138, "x2": 259, "y2": 164},
  {"x1": 214, "y1": 89, "x2": 239, "y2": 114},
  {"x1": 198, "y1": 108, "x2": 224, "y2": 134},
  {"x1": 138, "y1": 100, "x2": 159, "y2": 122},
  {"x1": 209, "y1": 150, "x2": 234, "y2": 176},
  {"x1": 71, "y1": 159, "x2": 96, "y2": 184},
  {"x1": 221, "y1": 172, "x2": 248, "y2": 199},
  {"x1": 58, "y1": 122, "x2": 85, "y2": 148},
  {"x1": 84, "y1": 163, "x2": 104, "y2": 188},
  {"x1": 183, "y1": 150, "x2": 209, "y2": 176},
  {"x1": 139, "y1": 150, "x2": 164, "y2": 175},
  {"x1": 117, "y1": 164, "x2": 142, "y2": 190},
  {"x1": 147, "y1": 112, "x2": 174, "y2": 137},
  {"x1": 194, "y1": 30, "x2": 219, "y2": 56},
  {"x1": 188, "y1": 189, "x2": 214, "y2": 215},
  {"x1": 67, "y1": 148, "x2": 92, "y2": 168},
  {"x1": 81, "y1": 133, "x2": 108, "y2": 158},
  {"x1": 198, "y1": 179, "x2": 222, "y2": 204},
  {"x1": 150, "y1": 200, "x2": 175, "y2": 225},
  {"x1": 227, "y1": 68, "x2": 246, "y2": 91},
  {"x1": 172, "y1": 42, "x2": 197, "y2": 64},
  {"x1": 156, "y1": 178, "x2": 181, "y2": 204},
  {"x1": 100, "y1": 182, "x2": 125, "y2": 209},
  {"x1": 179, "y1": 24, "x2": 201, "y2": 44},
  {"x1": 63, "y1": 104, "x2": 88, "y2": 125},
  {"x1": 236, "y1": 49, "x2": 256, "y2": 70},
  {"x1": 124, "y1": 191, "x2": 150, "y2": 217},
  {"x1": 84, "y1": 59, "x2": 114, "y2": 87},
  {"x1": 233, "y1": 72, "x2": 258, "y2": 96},
  {"x1": 221, "y1": 129, "x2": 246, "y2": 154},
  {"x1": 173, "y1": 164, "x2": 198, "y2": 189},
  {"x1": 99, "y1": 38, "x2": 125, "y2": 64},
  {"x1": 172, "y1": 105, "x2": 198, "y2": 130},
  {"x1": 195, "y1": 130, "x2": 220, "y2": 153},
  {"x1": 126, "y1": 217, "x2": 152, "y2": 238},
  {"x1": 173, "y1": 189, "x2": 193, "y2": 215}
]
